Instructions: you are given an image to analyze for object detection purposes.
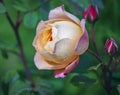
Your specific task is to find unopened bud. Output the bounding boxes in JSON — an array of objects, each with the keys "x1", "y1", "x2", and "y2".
[
  {"x1": 104, "y1": 38, "x2": 118, "y2": 56},
  {"x1": 83, "y1": 5, "x2": 99, "y2": 23}
]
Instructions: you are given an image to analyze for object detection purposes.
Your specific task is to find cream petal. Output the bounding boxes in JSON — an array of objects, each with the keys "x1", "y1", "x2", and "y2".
[
  {"x1": 64, "y1": 11, "x2": 80, "y2": 25},
  {"x1": 40, "y1": 38, "x2": 77, "y2": 68},
  {"x1": 53, "y1": 38, "x2": 75, "y2": 60},
  {"x1": 32, "y1": 36, "x2": 38, "y2": 50},
  {"x1": 34, "y1": 52, "x2": 69, "y2": 70},
  {"x1": 34, "y1": 52, "x2": 54, "y2": 69},
  {"x1": 36, "y1": 20, "x2": 46, "y2": 34},
  {"x1": 52, "y1": 21, "x2": 82, "y2": 41},
  {"x1": 36, "y1": 19, "x2": 63, "y2": 34},
  {"x1": 49, "y1": 5, "x2": 68, "y2": 20},
  {"x1": 33, "y1": 19, "x2": 65, "y2": 50},
  {"x1": 54, "y1": 57, "x2": 79, "y2": 78},
  {"x1": 49, "y1": 5, "x2": 80, "y2": 25},
  {"x1": 75, "y1": 19, "x2": 89, "y2": 55},
  {"x1": 32, "y1": 20, "x2": 46, "y2": 49}
]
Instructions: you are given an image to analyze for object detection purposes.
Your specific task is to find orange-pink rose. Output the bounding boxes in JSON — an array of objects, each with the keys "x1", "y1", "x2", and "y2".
[{"x1": 33, "y1": 5, "x2": 89, "y2": 78}]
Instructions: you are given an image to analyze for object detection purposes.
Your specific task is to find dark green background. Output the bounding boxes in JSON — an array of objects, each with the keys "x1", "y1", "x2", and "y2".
[{"x1": 0, "y1": 0, "x2": 120, "y2": 95}]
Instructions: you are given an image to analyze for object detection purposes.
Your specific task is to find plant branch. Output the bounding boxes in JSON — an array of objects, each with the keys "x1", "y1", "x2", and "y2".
[
  {"x1": 114, "y1": 56, "x2": 120, "y2": 63},
  {"x1": 102, "y1": 56, "x2": 113, "y2": 95},
  {"x1": 112, "y1": 56, "x2": 120, "y2": 71},
  {"x1": 87, "y1": 49, "x2": 103, "y2": 63},
  {"x1": 91, "y1": 24, "x2": 102, "y2": 58},
  {"x1": 2, "y1": 0, "x2": 35, "y2": 88},
  {"x1": 106, "y1": 57, "x2": 112, "y2": 67},
  {"x1": 102, "y1": 66, "x2": 112, "y2": 95},
  {"x1": 15, "y1": 11, "x2": 22, "y2": 29},
  {"x1": 6, "y1": 12, "x2": 35, "y2": 88},
  {"x1": 90, "y1": 23, "x2": 113, "y2": 95}
]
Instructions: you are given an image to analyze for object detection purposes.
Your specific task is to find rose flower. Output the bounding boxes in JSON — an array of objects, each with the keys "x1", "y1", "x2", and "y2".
[{"x1": 33, "y1": 5, "x2": 89, "y2": 78}]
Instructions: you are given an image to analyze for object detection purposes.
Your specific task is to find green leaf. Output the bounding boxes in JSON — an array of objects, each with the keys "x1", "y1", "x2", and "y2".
[
  {"x1": 71, "y1": 75, "x2": 96, "y2": 87},
  {"x1": 0, "y1": 3, "x2": 6, "y2": 14},
  {"x1": 2, "y1": 71, "x2": 19, "y2": 83},
  {"x1": 71, "y1": 0, "x2": 90, "y2": 8},
  {"x1": 62, "y1": 0, "x2": 85, "y2": 16},
  {"x1": 50, "y1": 0, "x2": 63, "y2": 8},
  {"x1": 88, "y1": 63, "x2": 102, "y2": 71},
  {"x1": 1, "y1": 49, "x2": 8, "y2": 59},
  {"x1": 23, "y1": 12, "x2": 38, "y2": 29},
  {"x1": 9, "y1": 77, "x2": 54, "y2": 95},
  {"x1": 50, "y1": 80, "x2": 64, "y2": 91},
  {"x1": 12, "y1": 0, "x2": 28, "y2": 12},
  {"x1": 39, "y1": 0, "x2": 50, "y2": 11},
  {"x1": 117, "y1": 85, "x2": 120, "y2": 95},
  {"x1": 9, "y1": 80, "x2": 32, "y2": 95},
  {"x1": 38, "y1": 9, "x2": 48, "y2": 20},
  {"x1": 2, "y1": 73, "x2": 19, "y2": 95},
  {"x1": 1, "y1": 81, "x2": 9, "y2": 95},
  {"x1": 111, "y1": 87, "x2": 119, "y2": 95},
  {"x1": 0, "y1": 83, "x2": 4, "y2": 95},
  {"x1": 89, "y1": 0, "x2": 104, "y2": 9},
  {"x1": 111, "y1": 72, "x2": 120, "y2": 86},
  {"x1": 35, "y1": 80, "x2": 54, "y2": 95},
  {"x1": 73, "y1": 52, "x2": 95, "y2": 73}
]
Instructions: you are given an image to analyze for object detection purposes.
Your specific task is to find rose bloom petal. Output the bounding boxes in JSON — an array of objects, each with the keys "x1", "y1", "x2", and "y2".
[
  {"x1": 41, "y1": 38, "x2": 78, "y2": 67},
  {"x1": 49, "y1": 5, "x2": 81, "y2": 25},
  {"x1": 34, "y1": 52, "x2": 75, "y2": 70},
  {"x1": 52, "y1": 21, "x2": 82, "y2": 40},
  {"x1": 53, "y1": 38, "x2": 75, "y2": 59},
  {"x1": 33, "y1": 21, "x2": 45, "y2": 50},
  {"x1": 34, "y1": 52, "x2": 54, "y2": 69},
  {"x1": 54, "y1": 57, "x2": 79, "y2": 78},
  {"x1": 75, "y1": 19, "x2": 89, "y2": 55},
  {"x1": 36, "y1": 20, "x2": 83, "y2": 63}
]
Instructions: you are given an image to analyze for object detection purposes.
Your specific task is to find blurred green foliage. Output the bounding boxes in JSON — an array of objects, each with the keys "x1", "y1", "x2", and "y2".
[{"x1": 0, "y1": 0, "x2": 120, "y2": 95}]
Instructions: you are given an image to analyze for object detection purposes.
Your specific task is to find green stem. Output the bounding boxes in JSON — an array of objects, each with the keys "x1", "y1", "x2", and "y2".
[
  {"x1": 112, "y1": 56, "x2": 120, "y2": 71},
  {"x1": 91, "y1": 24, "x2": 101, "y2": 56},
  {"x1": 102, "y1": 66, "x2": 112, "y2": 95},
  {"x1": 87, "y1": 49, "x2": 103, "y2": 63}
]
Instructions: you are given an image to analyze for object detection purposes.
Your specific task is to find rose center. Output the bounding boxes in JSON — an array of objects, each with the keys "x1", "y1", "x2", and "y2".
[
  {"x1": 38, "y1": 26, "x2": 52, "y2": 52},
  {"x1": 44, "y1": 25, "x2": 58, "y2": 53}
]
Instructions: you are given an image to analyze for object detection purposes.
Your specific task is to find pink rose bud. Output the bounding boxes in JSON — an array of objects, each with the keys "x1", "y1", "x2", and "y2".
[
  {"x1": 104, "y1": 38, "x2": 118, "y2": 56},
  {"x1": 83, "y1": 5, "x2": 99, "y2": 23}
]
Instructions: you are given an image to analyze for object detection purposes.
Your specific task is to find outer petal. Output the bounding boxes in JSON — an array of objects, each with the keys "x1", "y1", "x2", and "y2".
[
  {"x1": 53, "y1": 38, "x2": 75, "y2": 60},
  {"x1": 34, "y1": 52, "x2": 72, "y2": 70},
  {"x1": 49, "y1": 5, "x2": 80, "y2": 25},
  {"x1": 33, "y1": 21, "x2": 46, "y2": 49},
  {"x1": 54, "y1": 57, "x2": 79, "y2": 78},
  {"x1": 33, "y1": 19, "x2": 60, "y2": 51},
  {"x1": 36, "y1": 19, "x2": 64, "y2": 35},
  {"x1": 34, "y1": 52, "x2": 54, "y2": 69},
  {"x1": 36, "y1": 20, "x2": 46, "y2": 34},
  {"x1": 75, "y1": 19, "x2": 89, "y2": 55},
  {"x1": 33, "y1": 19, "x2": 67, "y2": 51},
  {"x1": 53, "y1": 21, "x2": 82, "y2": 41},
  {"x1": 41, "y1": 38, "x2": 77, "y2": 65}
]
